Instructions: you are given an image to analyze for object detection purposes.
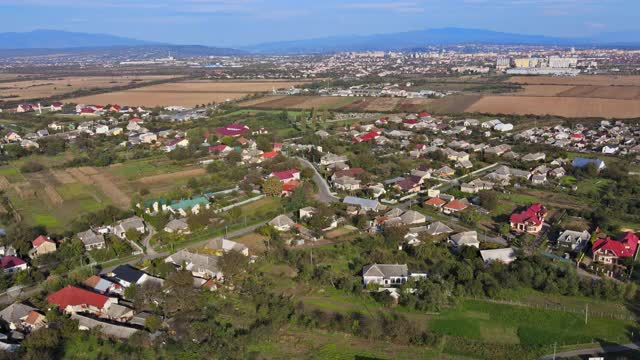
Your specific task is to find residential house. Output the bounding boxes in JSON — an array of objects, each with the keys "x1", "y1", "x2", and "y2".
[
  {"x1": 362, "y1": 264, "x2": 408, "y2": 287},
  {"x1": 4, "y1": 132, "x2": 21, "y2": 142},
  {"x1": 449, "y1": 231, "x2": 480, "y2": 249},
  {"x1": 592, "y1": 232, "x2": 639, "y2": 268},
  {"x1": 480, "y1": 248, "x2": 517, "y2": 264},
  {"x1": 522, "y1": 153, "x2": 546, "y2": 162},
  {"x1": 109, "y1": 265, "x2": 156, "y2": 288},
  {"x1": 424, "y1": 197, "x2": 446, "y2": 209},
  {"x1": 113, "y1": 216, "x2": 146, "y2": 239},
  {"x1": 299, "y1": 206, "x2": 317, "y2": 220},
  {"x1": 0, "y1": 303, "x2": 45, "y2": 332},
  {"x1": 46, "y1": 285, "x2": 117, "y2": 315},
  {"x1": 0, "y1": 256, "x2": 28, "y2": 273},
  {"x1": 399, "y1": 210, "x2": 426, "y2": 225},
  {"x1": 165, "y1": 249, "x2": 223, "y2": 280},
  {"x1": 510, "y1": 203, "x2": 547, "y2": 234},
  {"x1": 206, "y1": 238, "x2": 249, "y2": 256},
  {"x1": 82, "y1": 275, "x2": 123, "y2": 296},
  {"x1": 425, "y1": 221, "x2": 453, "y2": 236},
  {"x1": 164, "y1": 218, "x2": 190, "y2": 234},
  {"x1": 572, "y1": 158, "x2": 606, "y2": 172},
  {"x1": 461, "y1": 179, "x2": 494, "y2": 194},
  {"x1": 343, "y1": 196, "x2": 382, "y2": 212},
  {"x1": 269, "y1": 215, "x2": 296, "y2": 232},
  {"x1": 270, "y1": 169, "x2": 301, "y2": 184},
  {"x1": 443, "y1": 200, "x2": 469, "y2": 214},
  {"x1": 557, "y1": 230, "x2": 590, "y2": 251},
  {"x1": 216, "y1": 123, "x2": 249, "y2": 137},
  {"x1": 49, "y1": 102, "x2": 64, "y2": 112},
  {"x1": 31, "y1": 235, "x2": 56, "y2": 258}
]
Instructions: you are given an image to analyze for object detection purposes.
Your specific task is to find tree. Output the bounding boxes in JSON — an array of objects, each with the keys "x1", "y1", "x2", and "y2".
[
  {"x1": 263, "y1": 177, "x2": 283, "y2": 197},
  {"x1": 144, "y1": 314, "x2": 163, "y2": 332},
  {"x1": 125, "y1": 229, "x2": 142, "y2": 242},
  {"x1": 20, "y1": 161, "x2": 45, "y2": 173},
  {"x1": 300, "y1": 167, "x2": 314, "y2": 180},
  {"x1": 478, "y1": 191, "x2": 498, "y2": 211},
  {"x1": 220, "y1": 251, "x2": 249, "y2": 282},
  {"x1": 225, "y1": 150, "x2": 241, "y2": 165},
  {"x1": 220, "y1": 136, "x2": 235, "y2": 146},
  {"x1": 256, "y1": 136, "x2": 273, "y2": 152}
]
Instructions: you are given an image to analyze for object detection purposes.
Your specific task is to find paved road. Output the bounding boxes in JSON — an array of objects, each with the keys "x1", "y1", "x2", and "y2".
[
  {"x1": 296, "y1": 157, "x2": 339, "y2": 204},
  {"x1": 538, "y1": 342, "x2": 640, "y2": 359},
  {"x1": 0, "y1": 285, "x2": 43, "y2": 306}
]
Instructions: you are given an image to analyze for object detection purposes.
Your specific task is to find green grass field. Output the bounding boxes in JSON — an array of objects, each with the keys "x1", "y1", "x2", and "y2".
[
  {"x1": 429, "y1": 300, "x2": 634, "y2": 346},
  {"x1": 106, "y1": 157, "x2": 185, "y2": 180}
]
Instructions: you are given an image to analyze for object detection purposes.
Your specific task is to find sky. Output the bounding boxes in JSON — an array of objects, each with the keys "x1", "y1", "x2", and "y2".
[{"x1": 0, "y1": 0, "x2": 638, "y2": 46}]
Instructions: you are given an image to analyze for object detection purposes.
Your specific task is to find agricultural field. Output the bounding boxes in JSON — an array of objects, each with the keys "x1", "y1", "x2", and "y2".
[
  {"x1": 464, "y1": 75, "x2": 640, "y2": 118},
  {"x1": 240, "y1": 95, "x2": 446, "y2": 113},
  {"x1": 0, "y1": 154, "x2": 214, "y2": 232},
  {"x1": 465, "y1": 96, "x2": 640, "y2": 118},
  {"x1": 0, "y1": 75, "x2": 179, "y2": 101},
  {"x1": 66, "y1": 80, "x2": 310, "y2": 107}
]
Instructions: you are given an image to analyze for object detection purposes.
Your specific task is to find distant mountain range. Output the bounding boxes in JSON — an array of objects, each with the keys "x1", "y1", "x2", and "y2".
[
  {"x1": 0, "y1": 30, "x2": 246, "y2": 56},
  {"x1": 1, "y1": 28, "x2": 640, "y2": 56},
  {"x1": 244, "y1": 27, "x2": 640, "y2": 54}
]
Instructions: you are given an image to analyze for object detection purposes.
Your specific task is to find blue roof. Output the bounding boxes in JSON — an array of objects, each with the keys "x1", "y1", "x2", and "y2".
[{"x1": 572, "y1": 158, "x2": 605, "y2": 169}]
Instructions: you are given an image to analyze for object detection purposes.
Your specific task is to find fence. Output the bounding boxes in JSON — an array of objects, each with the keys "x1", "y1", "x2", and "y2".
[
  {"x1": 214, "y1": 194, "x2": 265, "y2": 214},
  {"x1": 468, "y1": 297, "x2": 637, "y2": 322}
]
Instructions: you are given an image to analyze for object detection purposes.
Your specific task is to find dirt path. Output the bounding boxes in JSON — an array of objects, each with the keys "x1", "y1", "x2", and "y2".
[
  {"x1": 90, "y1": 174, "x2": 131, "y2": 209},
  {"x1": 137, "y1": 168, "x2": 205, "y2": 184},
  {"x1": 66, "y1": 168, "x2": 92, "y2": 185},
  {"x1": 52, "y1": 170, "x2": 76, "y2": 184},
  {"x1": 43, "y1": 185, "x2": 63, "y2": 205},
  {"x1": 0, "y1": 176, "x2": 10, "y2": 190}
]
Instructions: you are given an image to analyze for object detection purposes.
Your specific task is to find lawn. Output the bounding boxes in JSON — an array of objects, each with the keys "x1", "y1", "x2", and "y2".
[
  {"x1": 429, "y1": 300, "x2": 634, "y2": 347},
  {"x1": 106, "y1": 157, "x2": 184, "y2": 180}
]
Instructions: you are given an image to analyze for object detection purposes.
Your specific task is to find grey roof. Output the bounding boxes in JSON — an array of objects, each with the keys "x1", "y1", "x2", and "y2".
[
  {"x1": 77, "y1": 230, "x2": 105, "y2": 246},
  {"x1": 116, "y1": 216, "x2": 145, "y2": 232},
  {"x1": 426, "y1": 221, "x2": 453, "y2": 236},
  {"x1": 385, "y1": 208, "x2": 404, "y2": 218},
  {"x1": 207, "y1": 238, "x2": 248, "y2": 253},
  {"x1": 558, "y1": 230, "x2": 590, "y2": 244},
  {"x1": 481, "y1": 248, "x2": 517, "y2": 264},
  {"x1": 0, "y1": 303, "x2": 36, "y2": 324},
  {"x1": 343, "y1": 196, "x2": 379, "y2": 210},
  {"x1": 450, "y1": 231, "x2": 479, "y2": 246},
  {"x1": 165, "y1": 249, "x2": 220, "y2": 274},
  {"x1": 400, "y1": 210, "x2": 426, "y2": 224},
  {"x1": 164, "y1": 218, "x2": 189, "y2": 231},
  {"x1": 269, "y1": 215, "x2": 295, "y2": 228},
  {"x1": 363, "y1": 264, "x2": 408, "y2": 278},
  {"x1": 70, "y1": 313, "x2": 140, "y2": 339}
]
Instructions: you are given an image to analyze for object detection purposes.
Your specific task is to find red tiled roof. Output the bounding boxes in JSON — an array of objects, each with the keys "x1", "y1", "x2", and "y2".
[
  {"x1": 282, "y1": 180, "x2": 301, "y2": 192},
  {"x1": 444, "y1": 200, "x2": 468, "y2": 211},
  {"x1": 24, "y1": 310, "x2": 44, "y2": 325},
  {"x1": 419, "y1": 112, "x2": 431, "y2": 117},
  {"x1": 571, "y1": 133, "x2": 585, "y2": 139},
  {"x1": 208, "y1": 145, "x2": 229, "y2": 153},
  {"x1": 261, "y1": 151, "x2": 279, "y2": 159},
  {"x1": 353, "y1": 131, "x2": 380, "y2": 143},
  {"x1": 80, "y1": 108, "x2": 95, "y2": 113},
  {"x1": 0, "y1": 256, "x2": 25, "y2": 269},
  {"x1": 510, "y1": 203, "x2": 546, "y2": 226},
  {"x1": 425, "y1": 197, "x2": 446, "y2": 207},
  {"x1": 404, "y1": 119, "x2": 418, "y2": 124},
  {"x1": 32, "y1": 235, "x2": 53, "y2": 248},
  {"x1": 83, "y1": 275, "x2": 102, "y2": 288},
  {"x1": 592, "y1": 232, "x2": 639, "y2": 258},
  {"x1": 46, "y1": 285, "x2": 109, "y2": 311},
  {"x1": 271, "y1": 169, "x2": 300, "y2": 181}
]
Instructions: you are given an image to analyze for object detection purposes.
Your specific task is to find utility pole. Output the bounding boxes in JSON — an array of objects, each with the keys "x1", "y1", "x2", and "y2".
[
  {"x1": 585, "y1": 303, "x2": 588, "y2": 325},
  {"x1": 310, "y1": 247, "x2": 314, "y2": 268},
  {"x1": 552, "y1": 342, "x2": 556, "y2": 360}
]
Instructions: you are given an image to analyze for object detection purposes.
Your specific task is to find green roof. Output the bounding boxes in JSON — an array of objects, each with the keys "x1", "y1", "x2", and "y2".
[
  {"x1": 170, "y1": 196, "x2": 209, "y2": 210},
  {"x1": 143, "y1": 198, "x2": 169, "y2": 208}
]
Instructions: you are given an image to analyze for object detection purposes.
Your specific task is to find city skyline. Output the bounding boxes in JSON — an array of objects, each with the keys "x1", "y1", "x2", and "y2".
[{"x1": 0, "y1": 0, "x2": 638, "y2": 47}]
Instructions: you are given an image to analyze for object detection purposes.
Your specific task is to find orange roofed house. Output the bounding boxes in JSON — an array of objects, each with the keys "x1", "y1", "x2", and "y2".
[
  {"x1": 510, "y1": 203, "x2": 547, "y2": 234},
  {"x1": 47, "y1": 285, "x2": 117, "y2": 316}
]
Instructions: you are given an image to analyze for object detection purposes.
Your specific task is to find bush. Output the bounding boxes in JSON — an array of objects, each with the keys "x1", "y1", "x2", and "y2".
[{"x1": 20, "y1": 161, "x2": 45, "y2": 173}]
